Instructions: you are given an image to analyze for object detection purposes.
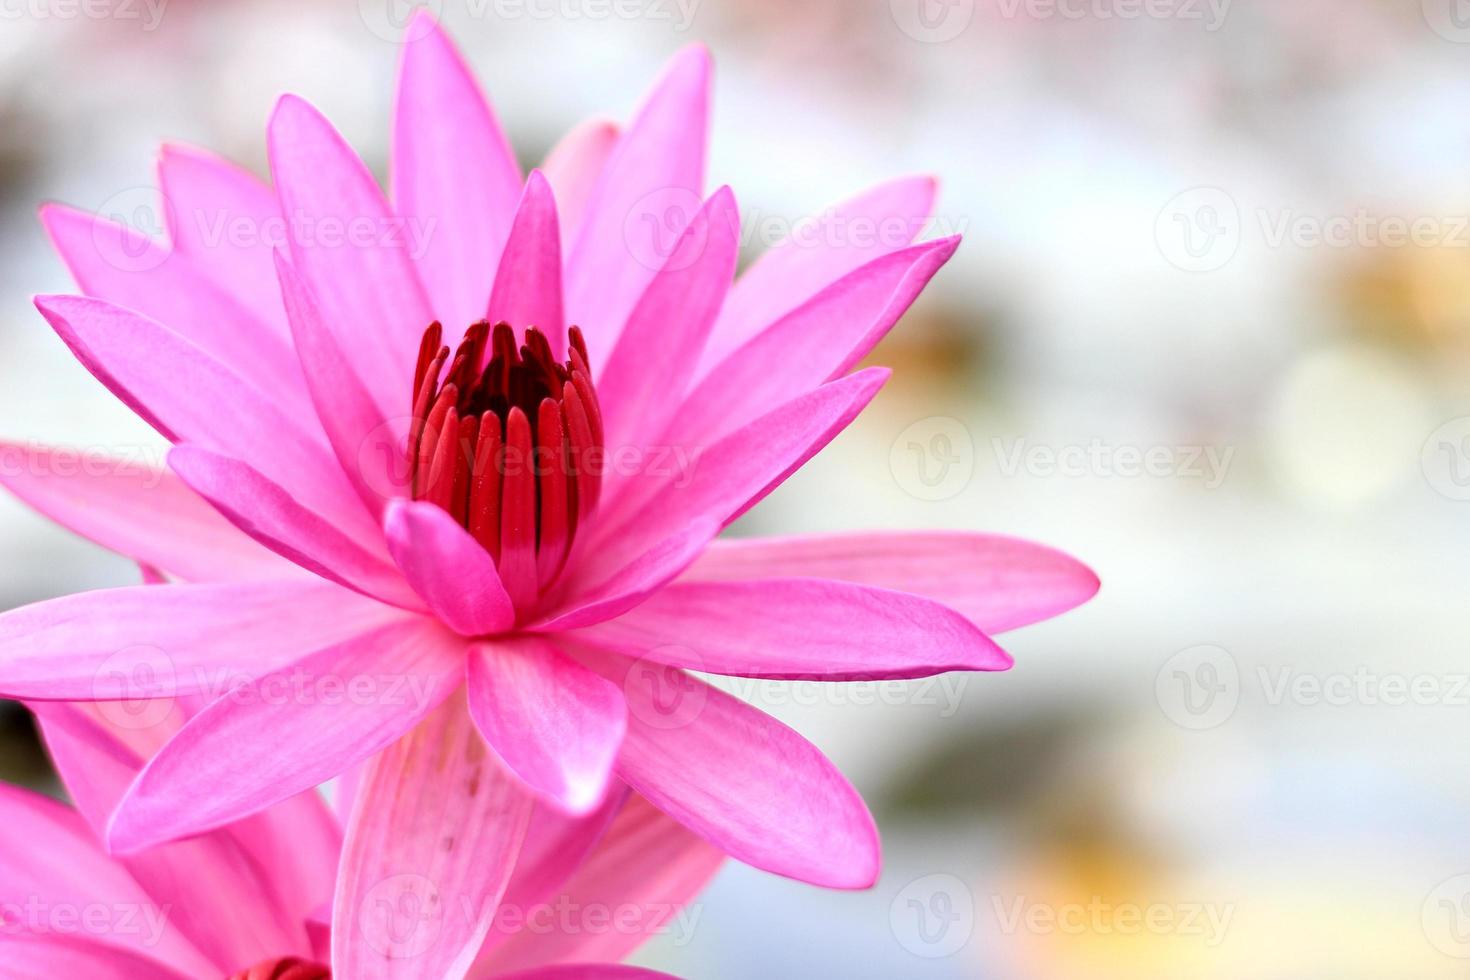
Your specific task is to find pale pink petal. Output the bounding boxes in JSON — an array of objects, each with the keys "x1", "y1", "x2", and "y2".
[
  {"x1": 0, "y1": 579, "x2": 397, "y2": 700},
  {"x1": 39, "y1": 203, "x2": 311, "y2": 418},
  {"x1": 677, "y1": 236, "x2": 959, "y2": 444},
  {"x1": 487, "y1": 171, "x2": 564, "y2": 350},
  {"x1": 34, "y1": 294, "x2": 382, "y2": 547},
  {"x1": 575, "y1": 369, "x2": 889, "y2": 592},
  {"x1": 157, "y1": 142, "x2": 285, "y2": 333},
  {"x1": 541, "y1": 119, "x2": 619, "y2": 237},
  {"x1": 393, "y1": 10, "x2": 521, "y2": 335},
  {"x1": 277, "y1": 250, "x2": 406, "y2": 514},
  {"x1": 0, "y1": 442, "x2": 290, "y2": 582},
  {"x1": 477, "y1": 795, "x2": 720, "y2": 975},
  {"x1": 0, "y1": 784, "x2": 215, "y2": 975},
  {"x1": 0, "y1": 934, "x2": 191, "y2": 980},
  {"x1": 269, "y1": 94, "x2": 434, "y2": 407},
  {"x1": 169, "y1": 445, "x2": 418, "y2": 608},
  {"x1": 566, "y1": 45, "x2": 710, "y2": 360},
  {"x1": 384, "y1": 499, "x2": 516, "y2": 635},
  {"x1": 684, "y1": 531, "x2": 1101, "y2": 634},
  {"x1": 596, "y1": 186, "x2": 739, "y2": 460},
  {"x1": 700, "y1": 175, "x2": 938, "y2": 370},
  {"x1": 466, "y1": 636, "x2": 625, "y2": 814},
  {"x1": 575, "y1": 577, "x2": 1009, "y2": 680},
  {"x1": 108, "y1": 616, "x2": 462, "y2": 853},
  {"x1": 332, "y1": 692, "x2": 534, "y2": 980},
  {"x1": 576, "y1": 652, "x2": 879, "y2": 889},
  {"x1": 30, "y1": 701, "x2": 326, "y2": 968}
]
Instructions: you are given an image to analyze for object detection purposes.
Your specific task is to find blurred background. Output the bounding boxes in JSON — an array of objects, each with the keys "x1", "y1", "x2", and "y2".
[{"x1": 4, "y1": 0, "x2": 1470, "y2": 976}]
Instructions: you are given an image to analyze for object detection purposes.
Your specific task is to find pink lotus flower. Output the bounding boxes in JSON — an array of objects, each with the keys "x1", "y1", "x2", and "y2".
[
  {"x1": 0, "y1": 11, "x2": 1097, "y2": 975},
  {"x1": 3, "y1": 681, "x2": 719, "y2": 977}
]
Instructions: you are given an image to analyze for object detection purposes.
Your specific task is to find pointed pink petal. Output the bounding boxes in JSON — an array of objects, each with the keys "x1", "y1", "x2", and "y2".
[
  {"x1": 0, "y1": 784, "x2": 215, "y2": 975},
  {"x1": 541, "y1": 119, "x2": 620, "y2": 236},
  {"x1": 384, "y1": 499, "x2": 515, "y2": 635},
  {"x1": 679, "y1": 236, "x2": 960, "y2": 444},
  {"x1": 277, "y1": 250, "x2": 406, "y2": 515},
  {"x1": 700, "y1": 175, "x2": 938, "y2": 370},
  {"x1": 157, "y1": 142, "x2": 286, "y2": 333},
  {"x1": 466, "y1": 636, "x2": 625, "y2": 814},
  {"x1": 685, "y1": 531, "x2": 1100, "y2": 634},
  {"x1": 596, "y1": 186, "x2": 739, "y2": 459},
  {"x1": 0, "y1": 934, "x2": 192, "y2": 979},
  {"x1": 487, "y1": 171, "x2": 564, "y2": 349},
  {"x1": 108, "y1": 616, "x2": 462, "y2": 853},
  {"x1": 576, "y1": 369, "x2": 889, "y2": 591},
  {"x1": 30, "y1": 701, "x2": 329, "y2": 968},
  {"x1": 169, "y1": 445, "x2": 418, "y2": 608},
  {"x1": 566, "y1": 45, "x2": 709, "y2": 360},
  {"x1": 269, "y1": 94, "x2": 434, "y2": 406},
  {"x1": 39, "y1": 203, "x2": 311, "y2": 418},
  {"x1": 0, "y1": 579, "x2": 396, "y2": 700},
  {"x1": 33, "y1": 294, "x2": 382, "y2": 547},
  {"x1": 393, "y1": 12, "x2": 521, "y2": 334},
  {"x1": 576, "y1": 577, "x2": 1009, "y2": 680},
  {"x1": 0, "y1": 441, "x2": 289, "y2": 582},
  {"x1": 477, "y1": 795, "x2": 720, "y2": 975},
  {"x1": 332, "y1": 693, "x2": 534, "y2": 980},
  {"x1": 575, "y1": 650, "x2": 879, "y2": 889}
]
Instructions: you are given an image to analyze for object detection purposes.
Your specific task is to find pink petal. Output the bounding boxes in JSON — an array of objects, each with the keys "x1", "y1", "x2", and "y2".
[
  {"x1": 169, "y1": 445, "x2": 418, "y2": 608},
  {"x1": 575, "y1": 650, "x2": 879, "y2": 889},
  {"x1": 39, "y1": 203, "x2": 311, "y2": 418},
  {"x1": 108, "y1": 616, "x2": 462, "y2": 854},
  {"x1": 0, "y1": 934, "x2": 192, "y2": 980},
  {"x1": 269, "y1": 94, "x2": 434, "y2": 408},
  {"x1": 276, "y1": 250, "x2": 406, "y2": 514},
  {"x1": 33, "y1": 294, "x2": 382, "y2": 548},
  {"x1": 700, "y1": 175, "x2": 938, "y2": 370},
  {"x1": 596, "y1": 186, "x2": 739, "y2": 461},
  {"x1": 30, "y1": 702, "x2": 329, "y2": 968},
  {"x1": 487, "y1": 171, "x2": 564, "y2": 350},
  {"x1": 384, "y1": 499, "x2": 515, "y2": 635},
  {"x1": 332, "y1": 693, "x2": 534, "y2": 980},
  {"x1": 576, "y1": 577, "x2": 1009, "y2": 680},
  {"x1": 541, "y1": 119, "x2": 620, "y2": 237},
  {"x1": 0, "y1": 579, "x2": 396, "y2": 701},
  {"x1": 678, "y1": 236, "x2": 960, "y2": 444},
  {"x1": 685, "y1": 531, "x2": 1100, "y2": 634},
  {"x1": 477, "y1": 795, "x2": 720, "y2": 975},
  {"x1": 0, "y1": 441, "x2": 289, "y2": 582},
  {"x1": 0, "y1": 784, "x2": 214, "y2": 976},
  {"x1": 495, "y1": 965, "x2": 679, "y2": 980},
  {"x1": 466, "y1": 636, "x2": 625, "y2": 814},
  {"x1": 565, "y1": 45, "x2": 709, "y2": 360},
  {"x1": 393, "y1": 10, "x2": 521, "y2": 335},
  {"x1": 577, "y1": 369, "x2": 889, "y2": 590},
  {"x1": 157, "y1": 142, "x2": 286, "y2": 333}
]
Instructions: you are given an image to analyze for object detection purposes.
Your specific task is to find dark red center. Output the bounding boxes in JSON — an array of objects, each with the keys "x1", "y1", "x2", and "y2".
[
  {"x1": 408, "y1": 320, "x2": 604, "y2": 612},
  {"x1": 227, "y1": 957, "x2": 329, "y2": 980}
]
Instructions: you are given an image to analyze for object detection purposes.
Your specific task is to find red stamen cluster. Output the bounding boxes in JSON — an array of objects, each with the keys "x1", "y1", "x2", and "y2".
[
  {"x1": 227, "y1": 957, "x2": 330, "y2": 980},
  {"x1": 409, "y1": 321, "x2": 604, "y2": 611}
]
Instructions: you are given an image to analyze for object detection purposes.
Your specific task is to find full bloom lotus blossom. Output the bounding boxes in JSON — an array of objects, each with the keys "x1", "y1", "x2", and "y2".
[
  {"x1": 3, "y1": 670, "x2": 720, "y2": 977},
  {"x1": 0, "y1": 11, "x2": 1097, "y2": 975}
]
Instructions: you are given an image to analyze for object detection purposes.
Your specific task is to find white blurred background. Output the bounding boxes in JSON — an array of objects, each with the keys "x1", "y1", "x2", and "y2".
[{"x1": 4, "y1": 1, "x2": 1470, "y2": 976}]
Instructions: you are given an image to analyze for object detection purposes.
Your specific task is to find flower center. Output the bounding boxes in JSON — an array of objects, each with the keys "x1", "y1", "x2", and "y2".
[
  {"x1": 226, "y1": 957, "x2": 330, "y2": 980},
  {"x1": 408, "y1": 321, "x2": 604, "y2": 611}
]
